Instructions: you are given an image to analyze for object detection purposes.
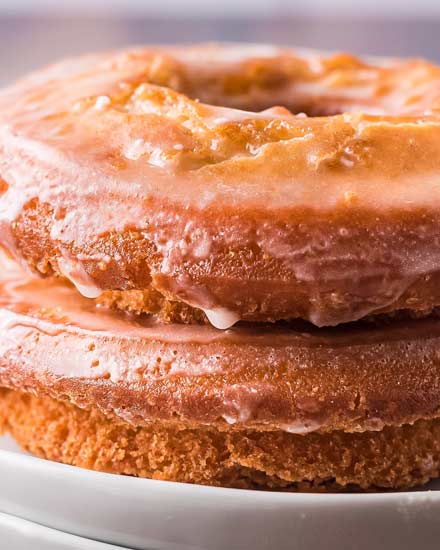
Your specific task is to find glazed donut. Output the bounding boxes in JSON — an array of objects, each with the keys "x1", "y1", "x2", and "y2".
[
  {"x1": 3, "y1": 44, "x2": 440, "y2": 492},
  {"x1": 1, "y1": 45, "x2": 440, "y2": 327},
  {"x1": 4, "y1": 266, "x2": 440, "y2": 433},
  {"x1": 2, "y1": 264, "x2": 440, "y2": 489},
  {"x1": 2, "y1": 265, "x2": 440, "y2": 433}
]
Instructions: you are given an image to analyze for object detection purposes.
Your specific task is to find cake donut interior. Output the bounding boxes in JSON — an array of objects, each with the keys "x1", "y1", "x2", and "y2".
[{"x1": 1, "y1": 43, "x2": 440, "y2": 490}]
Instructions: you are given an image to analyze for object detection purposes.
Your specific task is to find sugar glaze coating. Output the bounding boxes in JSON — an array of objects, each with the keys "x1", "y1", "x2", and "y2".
[{"x1": 1, "y1": 44, "x2": 440, "y2": 326}]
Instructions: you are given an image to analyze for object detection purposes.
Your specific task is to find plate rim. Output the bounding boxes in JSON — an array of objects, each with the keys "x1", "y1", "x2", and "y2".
[{"x1": 0, "y1": 511, "x2": 127, "y2": 549}]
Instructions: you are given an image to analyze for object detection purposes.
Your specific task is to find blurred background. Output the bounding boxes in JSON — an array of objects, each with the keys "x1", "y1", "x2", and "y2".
[{"x1": 1, "y1": 0, "x2": 440, "y2": 85}]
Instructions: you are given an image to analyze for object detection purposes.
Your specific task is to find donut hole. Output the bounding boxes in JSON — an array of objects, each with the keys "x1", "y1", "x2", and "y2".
[
  {"x1": 190, "y1": 92, "x2": 346, "y2": 118},
  {"x1": 139, "y1": 51, "x2": 372, "y2": 118}
]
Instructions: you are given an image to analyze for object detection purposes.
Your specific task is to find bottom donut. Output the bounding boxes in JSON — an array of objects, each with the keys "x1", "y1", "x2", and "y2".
[{"x1": 1, "y1": 388, "x2": 440, "y2": 492}]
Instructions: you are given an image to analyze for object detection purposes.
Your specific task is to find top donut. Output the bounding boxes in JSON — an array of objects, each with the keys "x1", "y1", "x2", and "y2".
[{"x1": 1, "y1": 43, "x2": 440, "y2": 328}]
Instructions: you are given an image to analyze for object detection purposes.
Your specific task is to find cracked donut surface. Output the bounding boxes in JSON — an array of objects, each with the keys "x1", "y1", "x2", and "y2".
[{"x1": 1, "y1": 44, "x2": 440, "y2": 490}]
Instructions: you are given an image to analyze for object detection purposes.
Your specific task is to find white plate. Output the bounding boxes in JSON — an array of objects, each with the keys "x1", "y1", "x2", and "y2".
[
  {"x1": 1, "y1": 435, "x2": 440, "y2": 550},
  {"x1": 0, "y1": 512, "x2": 126, "y2": 550}
]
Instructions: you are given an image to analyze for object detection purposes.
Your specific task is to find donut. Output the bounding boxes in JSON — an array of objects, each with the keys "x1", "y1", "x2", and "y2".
[
  {"x1": 2, "y1": 260, "x2": 440, "y2": 489},
  {"x1": 1, "y1": 45, "x2": 440, "y2": 327},
  {"x1": 2, "y1": 44, "x2": 440, "y2": 491}
]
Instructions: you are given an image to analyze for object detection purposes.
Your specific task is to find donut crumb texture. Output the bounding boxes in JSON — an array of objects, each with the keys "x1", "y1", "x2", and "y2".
[{"x1": 1, "y1": 389, "x2": 440, "y2": 491}]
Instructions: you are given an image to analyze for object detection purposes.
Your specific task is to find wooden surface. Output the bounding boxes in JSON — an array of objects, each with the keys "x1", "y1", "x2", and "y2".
[{"x1": 1, "y1": 15, "x2": 439, "y2": 85}]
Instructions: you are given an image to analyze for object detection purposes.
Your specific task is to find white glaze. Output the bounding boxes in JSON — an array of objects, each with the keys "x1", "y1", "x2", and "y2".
[
  {"x1": 57, "y1": 254, "x2": 102, "y2": 299},
  {"x1": 280, "y1": 419, "x2": 323, "y2": 435},
  {"x1": 203, "y1": 307, "x2": 240, "y2": 330}
]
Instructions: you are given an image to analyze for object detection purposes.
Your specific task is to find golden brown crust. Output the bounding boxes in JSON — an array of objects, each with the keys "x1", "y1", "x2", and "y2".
[
  {"x1": 3, "y1": 45, "x2": 440, "y2": 326},
  {"x1": 97, "y1": 288, "x2": 208, "y2": 324},
  {"x1": 1, "y1": 389, "x2": 440, "y2": 491}
]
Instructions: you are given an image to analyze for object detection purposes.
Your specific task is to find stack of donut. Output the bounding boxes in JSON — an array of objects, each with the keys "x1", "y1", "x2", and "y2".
[{"x1": 1, "y1": 44, "x2": 440, "y2": 490}]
